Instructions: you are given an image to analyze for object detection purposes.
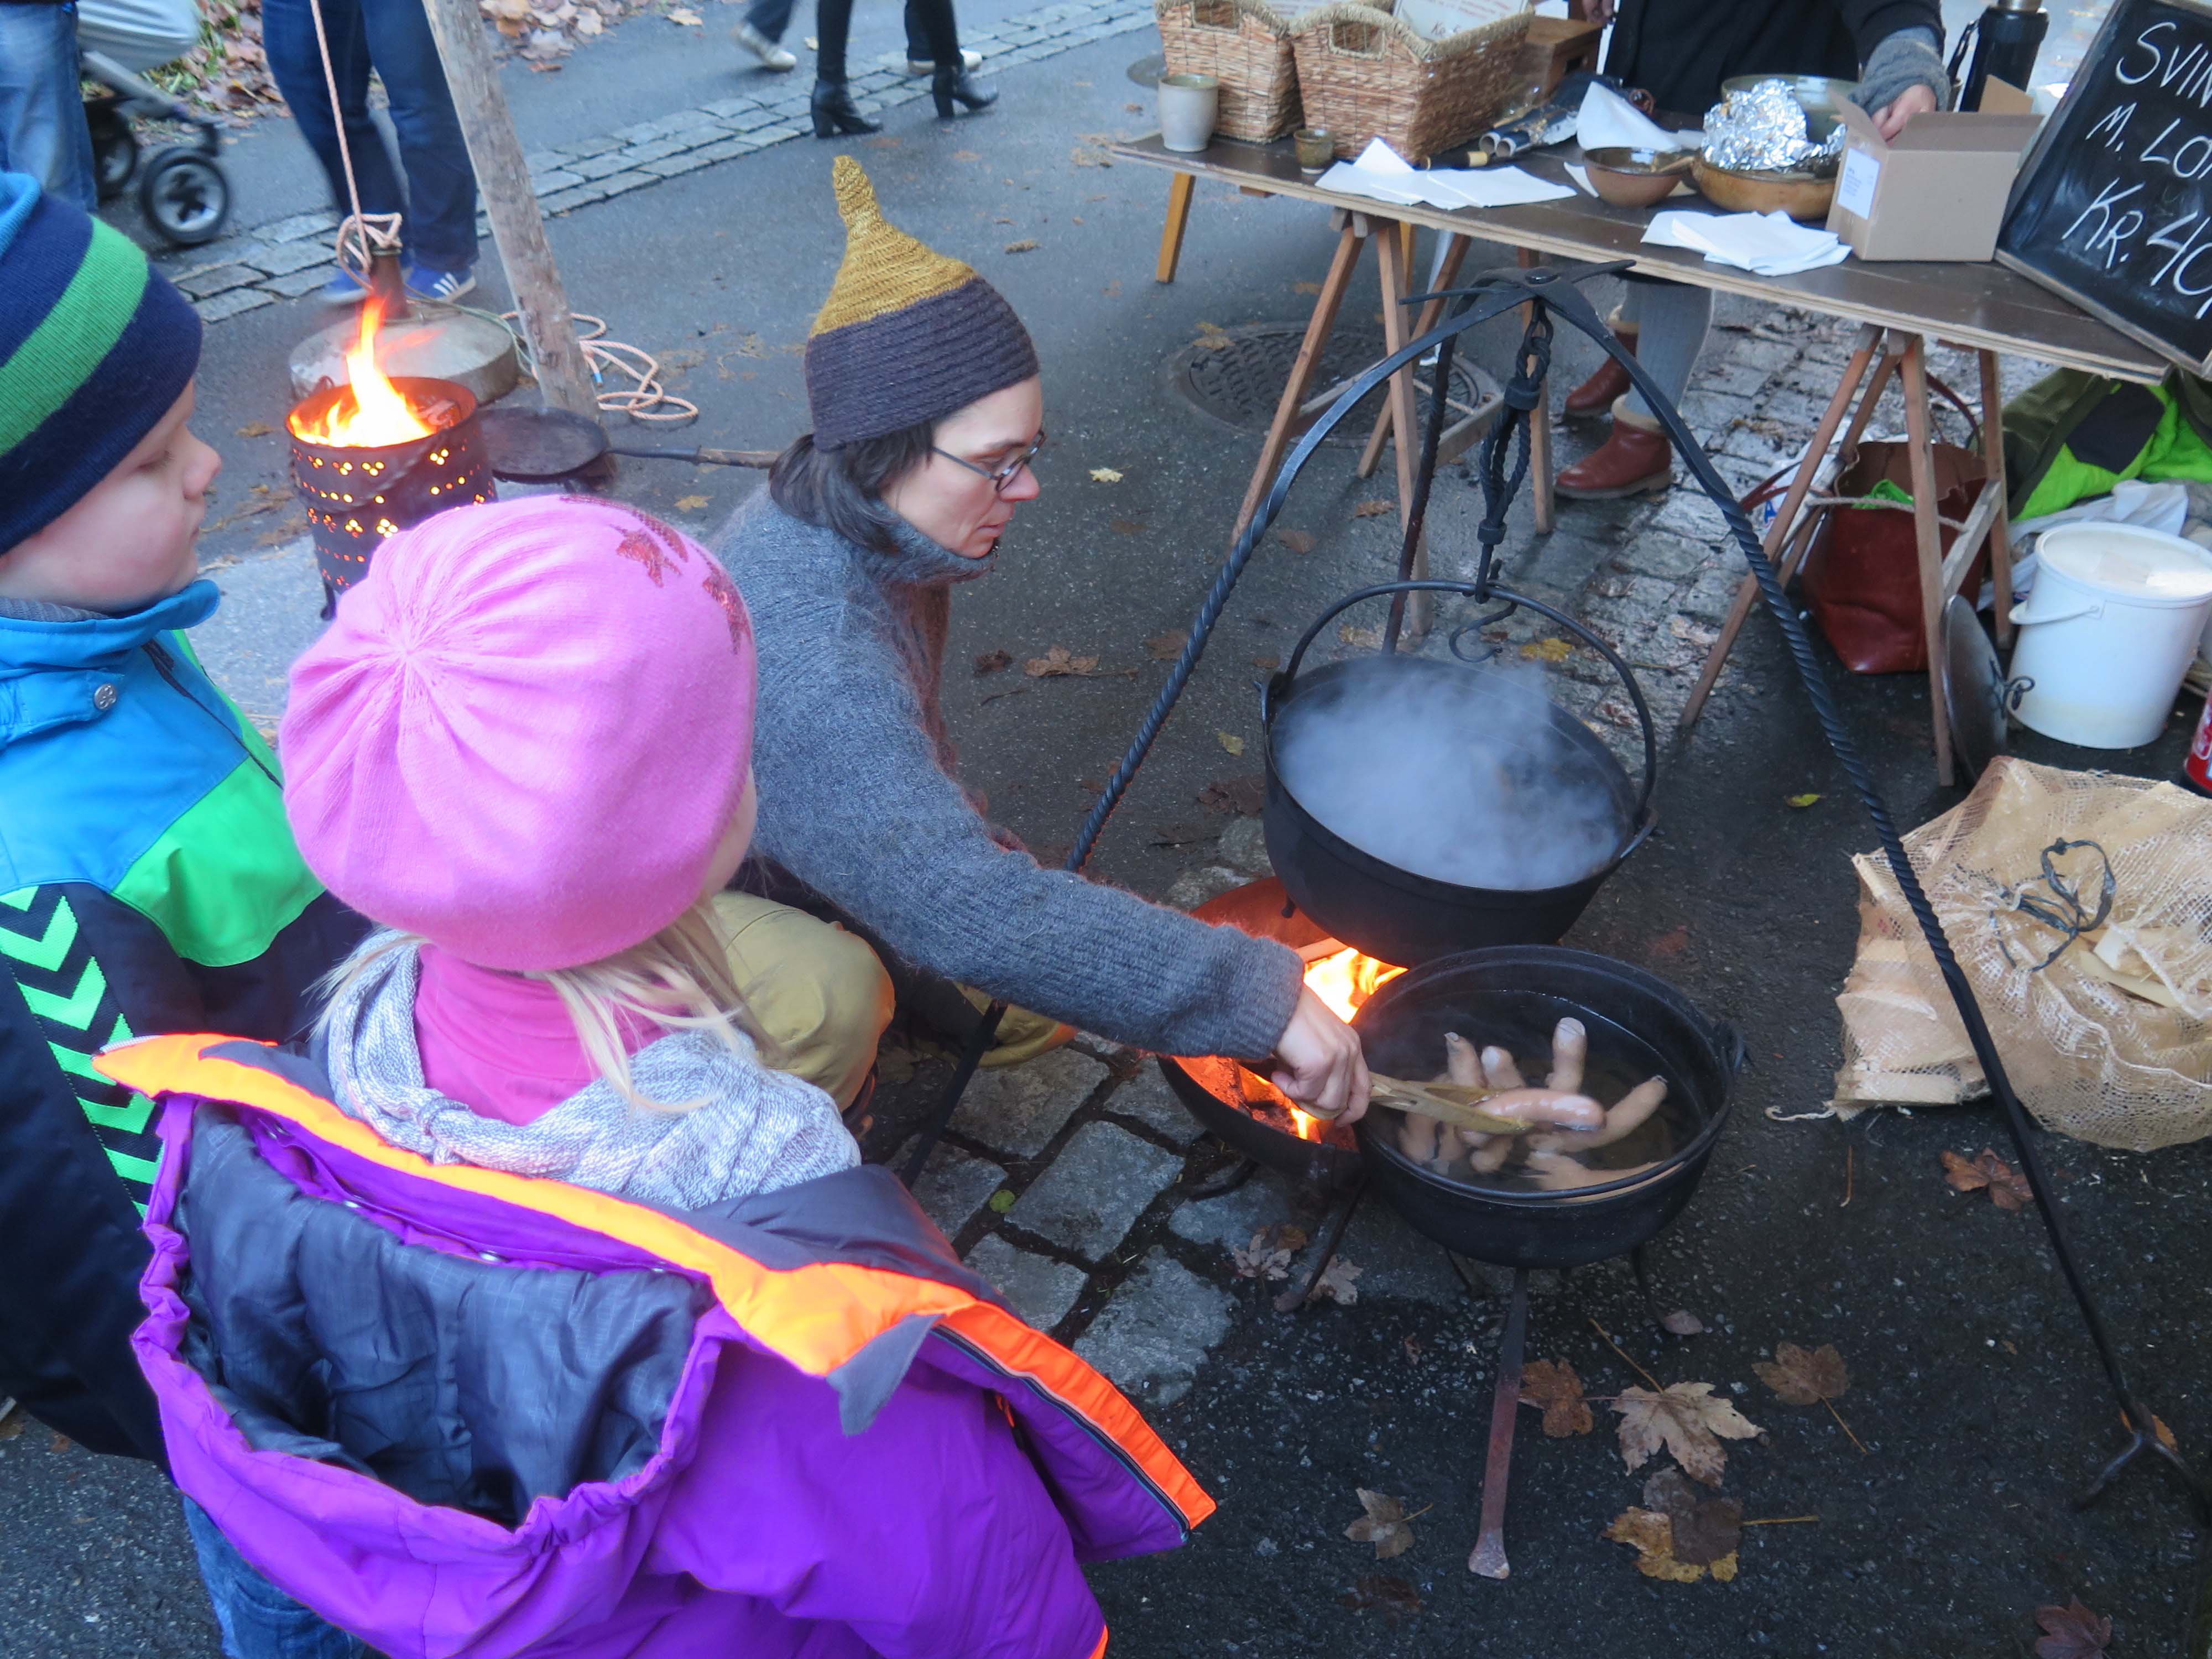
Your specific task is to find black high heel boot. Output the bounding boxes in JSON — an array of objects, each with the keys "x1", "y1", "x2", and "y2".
[
  {"x1": 811, "y1": 80, "x2": 881, "y2": 138},
  {"x1": 932, "y1": 64, "x2": 997, "y2": 118}
]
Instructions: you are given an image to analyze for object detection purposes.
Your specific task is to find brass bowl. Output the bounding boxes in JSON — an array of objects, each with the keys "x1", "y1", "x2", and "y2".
[
  {"x1": 1689, "y1": 154, "x2": 1836, "y2": 221},
  {"x1": 1718, "y1": 73, "x2": 1856, "y2": 140},
  {"x1": 1580, "y1": 146, "x2": 1693, "y2": 208}
]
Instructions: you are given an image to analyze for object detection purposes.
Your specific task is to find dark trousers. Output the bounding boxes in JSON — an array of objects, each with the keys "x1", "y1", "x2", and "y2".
[
  {"x1": 748, "y1": 0, "x2": 958, "y2": 80},
  {"x1": 260, "y1": 0, "x2": 479, "y2": 270}
]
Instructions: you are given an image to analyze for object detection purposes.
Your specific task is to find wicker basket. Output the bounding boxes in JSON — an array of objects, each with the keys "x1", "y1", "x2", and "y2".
[
  {"x1": 1156, "y1": 0, "x2": 1303, "y2": 144},
  {"x1": 1288, "y1": 1, "x2": 1531, "y2": 163}
]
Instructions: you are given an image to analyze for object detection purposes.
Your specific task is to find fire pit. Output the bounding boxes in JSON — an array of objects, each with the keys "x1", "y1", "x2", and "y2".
[{"x1": 288, "y1": 300, "x2": 492, "y2": 611}]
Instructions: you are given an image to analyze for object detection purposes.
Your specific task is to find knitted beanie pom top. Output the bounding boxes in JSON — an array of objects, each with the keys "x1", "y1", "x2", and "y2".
[{"x1": 803, "y1": 158, "x2": 1039, "y2": 451}]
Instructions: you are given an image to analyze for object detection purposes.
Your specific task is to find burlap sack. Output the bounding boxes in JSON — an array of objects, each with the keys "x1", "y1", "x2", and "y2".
[{"x1": 1833, "y1": 758, "x2": 2212, "y2": 1150}]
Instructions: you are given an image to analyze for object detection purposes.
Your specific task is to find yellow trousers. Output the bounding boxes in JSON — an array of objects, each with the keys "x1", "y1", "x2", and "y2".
[{"x1": 711, "y1": 891, "x2": 894, "y2": 1109}]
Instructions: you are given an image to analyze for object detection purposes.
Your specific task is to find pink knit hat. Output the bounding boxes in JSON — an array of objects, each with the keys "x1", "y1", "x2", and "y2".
[{"x1": 281, "y1": 496, "x2": 757, "y2": 972}]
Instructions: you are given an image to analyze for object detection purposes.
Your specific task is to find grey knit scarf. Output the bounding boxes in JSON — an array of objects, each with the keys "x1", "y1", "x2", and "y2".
[{"x1": 320, "y1": 940, "x2": 859, "y2": 1211}]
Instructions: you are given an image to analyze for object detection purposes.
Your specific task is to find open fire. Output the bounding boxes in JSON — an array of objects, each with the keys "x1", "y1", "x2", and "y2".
[{"x1": 288, "y1": 299, "x2": 447, "y2": 447}]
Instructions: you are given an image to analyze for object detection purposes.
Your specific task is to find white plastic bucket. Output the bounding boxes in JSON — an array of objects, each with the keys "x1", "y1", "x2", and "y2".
[{"x1": 2008, "y1": 523, "x2": 2212, "y2": 749}]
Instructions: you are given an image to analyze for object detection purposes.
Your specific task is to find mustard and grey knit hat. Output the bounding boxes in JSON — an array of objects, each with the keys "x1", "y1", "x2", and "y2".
[{"x1": 804, "y1": 157, "x2": 1038, "y2": 451}]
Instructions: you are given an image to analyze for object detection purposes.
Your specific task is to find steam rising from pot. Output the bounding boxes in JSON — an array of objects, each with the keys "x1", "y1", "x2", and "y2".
[{"x1": 1274, "y1": 660, "x2": 1627, "y2": 891}]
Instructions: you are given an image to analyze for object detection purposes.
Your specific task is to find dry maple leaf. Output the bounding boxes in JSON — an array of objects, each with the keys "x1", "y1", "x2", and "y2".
[
  {"x1": 1613, "y1": 1382, "x2": 1761, "y2": 1486},
  {"x1": 1004, "y1": 239, "x2": 1040, "y2": 254},
  {"x1": 1520, "y1": 1358, "x2": 1594, "y2": 1437},
  {"x1": 1754, "y1": 1342, "x2": 1849, "y2": 1406},
  {"x1": 673, "y1": 493, "x2": 709, "y2": 512},
  {"x1": 1344, "y1": 1489, "x2": 1415, "y2": 1558},
  {"x1": 235, "y1": 421, "x2": 274, "y2": 438},
  {"x1": 665, "y1": 6, "x2": 702, "y2": 23},
  {"x1": 1313, "y1": 1256, "x2": 1363, "y2": 1306},
  {"x1": 2033, "y1": 1598, "x2": 2113, "y2": 1658},
  {"x1": 1340, "y1": 1572, "x2": 1422, "y2": 1622},
  {"x1": 1661, "y1": 1310, "x2": 1706, "y2": 1337},
  {"x1": 1217, "y1": 731, "x2": 1246, "y2": 757},
  {"x1": 1198, "y1": 776, "x2": 1266, "y2": 816},
  {"x1": 1231, "y1": 1231, "x2": 1292, "y2": 1281},
  {"x1": 1338, "y1": 623, "x2": 1383, "y2": 650},
  {"x1": 1276, "y1": 528, "x2": 1316, "y2": 554},
  {"x1": 1024, "y1": 646, "x2": 1100, "y2": 679},
  {"x1": 973, "y1": 649, "x2": 1012, "y2": 677},
  {"x1": 1521, "y1": 638, "x2": 1574, "y2": 662},
  {"x1": 1089, "y1": 467, "x2": 1123, "y2": 483},
  {"x1": 952, "y1": 149, "x2": 981, "y2": 162},
  {"x1": 1642, "y1": 1468, "x2": 1741, "y2": 1567},
  {"x1": 1942, "y1": 1147, "x2": 2034, "y2": 1211},
  {"x1": 1353, "y1": 498, "x2": 1394, "y2": 518},
  {"x1": 1146, "y1": 629, "x2": 1188, "y2": 660},
  {"x1": 1603, "y1": 1506, "x2": 1737, "y2": 1583}
]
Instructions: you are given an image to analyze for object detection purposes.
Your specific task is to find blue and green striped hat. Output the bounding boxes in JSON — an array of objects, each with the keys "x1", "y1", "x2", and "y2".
[{"x1": 0, "y1": 172, "x2": 202, "y2": 550}]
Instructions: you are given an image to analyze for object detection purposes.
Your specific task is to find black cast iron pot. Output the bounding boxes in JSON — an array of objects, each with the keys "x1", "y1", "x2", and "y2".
[
  {"x1": 1350, "y1": 945, "x2": 1744, "y2": 1268},
  {"x1": 1261, "y1": 581, "x2": 1658, "y2": 966}
]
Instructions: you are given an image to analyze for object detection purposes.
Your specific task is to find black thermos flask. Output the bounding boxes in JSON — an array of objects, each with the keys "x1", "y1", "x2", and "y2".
[{"x1": 1958, "y1": 0, "x2": 2049, "y2": 111}]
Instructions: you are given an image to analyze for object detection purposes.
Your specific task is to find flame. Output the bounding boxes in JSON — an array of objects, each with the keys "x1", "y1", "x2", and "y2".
[
  {"x1": 1276, "y1": 946, "x2": 1407, "y2": 1141},
  {"x1": 289, "y1": 298, "x2": 437, "y2": 447}
]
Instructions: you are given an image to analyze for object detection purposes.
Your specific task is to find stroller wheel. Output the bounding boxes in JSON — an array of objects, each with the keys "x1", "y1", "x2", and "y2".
[
  {"x1": 87, "y1": 106, "x2": 139, "y2": 201},
  {"x1": 138, "y1": 147, "x2": 231, "y2": 247}
]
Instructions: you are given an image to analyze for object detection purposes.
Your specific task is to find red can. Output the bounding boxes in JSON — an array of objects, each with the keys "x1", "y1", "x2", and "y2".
[{"x1": 2186, "y1": 686, "x2": 2212, "y2": 795}]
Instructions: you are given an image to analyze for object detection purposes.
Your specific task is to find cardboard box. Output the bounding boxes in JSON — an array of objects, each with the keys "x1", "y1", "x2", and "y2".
[{"x1": 1824, "y1": 80, "x2": 2042, "y2": 262}]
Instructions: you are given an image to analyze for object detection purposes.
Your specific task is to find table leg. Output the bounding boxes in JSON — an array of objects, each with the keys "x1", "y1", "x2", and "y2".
[
  {"x1": 1359, "y1": 232, "x2": 1471, "y2": 479},
  {"x1": 1519, "y1": 248, "x2": 1554, "y2": 534},
  {"x1": 1979, "y1": 348, "x2": 2015, "y2": 645},
  {"x1": 1230, "y1": 213, "x2": 1368, "y2": 546},
  {"x1": 1679, "y1": 323, "x2": 1885, "y2": 731},
  {"x1": 1375, "y1": 217, "x2": 1432, "y2": 629},
  {"x1": 1156, "y1": 172, "x2": 1196, "y2": 285},
  {"x1": 1901, "y1": 333, "x2": 1955, "y2": 785}
]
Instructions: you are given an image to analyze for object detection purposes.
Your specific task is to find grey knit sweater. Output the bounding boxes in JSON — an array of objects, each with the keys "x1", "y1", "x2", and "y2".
[{"x1": 713, "y1": 491, "x2": 1303, "y2": 1060}]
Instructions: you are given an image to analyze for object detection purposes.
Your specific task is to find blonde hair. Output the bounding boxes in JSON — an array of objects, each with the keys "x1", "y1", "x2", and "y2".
[{"x1": 319, "y1": 898, "x2": 775, "y2": 1113}]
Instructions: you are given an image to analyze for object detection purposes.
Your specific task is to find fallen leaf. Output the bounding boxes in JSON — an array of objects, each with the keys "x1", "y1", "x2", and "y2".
[
  {"x1": 1942, "y1": 1148, "x2": 2034, "y2": 1211},
  {"x1": 1025, "y1": 646, "x2": 1101, "y2": 678},
  {"x1": 49, "y1": 1431, "x2": 71, "y2": 1454},
  {"x1": 1520, "y1": 1358, "x2": 1594, "y2": 1437},
  {"x1": 952, "y1": 149, "x2": 981, "y2": 162},
  {"x1": 1521, "y1": 637, "x2": 1573, "y2": 662},
  {"x1": 1193, "y1": 332, "x2": 1232, "y2": 351},
  {"x1": 1313, "y1": 1256, "x2": 1363, "y2": 1305},
  {"x1": 1603, "y1": 1506, "x2": 1737, "y2": 1583},
  {"x1": 1293, "y1": 280, "x2": 1323, "y2": 295},
  {"x1": 1125, "y1": 102, "x2": 1144, "y2": 113},
  {"x1": 1353, "y1": 498, "x2": 1394, "y2": 517},
  {"x1": 1649, "y1": 926, "x2": 1691, "y2": 959},
  {"x1": 1662, "y1": 1310, "x2": 1707, "y2": 1337},
  {"x1": 1253, "y1": 654, "x2": 1280, "y2": 671},
  {"x1": 1338, "y1": 623, "x2": 1383, "y2": 649},
  {"x1": 1642, "y1": 1468, "x2": 1743, "y2": 1568},
  {"x1": 1217, "y1": 731, "x2": 1246, "y2": 757},
  {"x1": 987, "y1": 1189, "x2": 1016, "y2": 1214},
  {"x1": 1344, "y1": 1488, "x2": 1415, "y2": 1558},
  {"x1": 1232, "y1": 1229, "x2": 1293, "y2": 1282},
  {"x1": 1004, "y1": 239, "x2": 1040, "y2": 254},
  {"x1": 674, "y1": 493, "x2": 710, "y2": 512},
  {"x1": 974, "y1": 649, "x2": 1013, "y2": 677},
  {"x1": 1198, "y1": 776, "x2": 1266, "y2": 816},
  {"x1": 1613, "y1": 1382, "x2": 1761, "y2": 1486},
  {"x1": 1151, "y1": 822, "x2": 1212, "y2": 847},
  {"x1": 1146, "y1": 629, "x2": 1188, "y2": 660},
  {"x1": 1276, "y1": 528, "x2": 1316, "y2": 554},
  {"x1": 1340, "y1": 1572, "x2": 1421, "y2": 1621},
  {"x1": 666, "y1": 6, "x2": 703, "y2": 22},
  {"x1": 2033, "y1": 1598, "x2": 2113, "y2": 1658},
  {"x1": 1402, "y1": 1334, "x2": 1425, "y2": 1362},
  {"x1": 1089, "y1": 467, "x2": 1124, "y2": 483},
  {"x1": 1754, "y1": 1342, "x2": 1849, "y2": 1407},
  {"x1": 1786, "y1": 792, "x2": 1823, "y2": 808},
  {"x1": 234, "y1": 420, "x2": 274, "y2": 437},
  {"x1": 1110, "y1": 518, "x2": 1147, "y2": 535}
]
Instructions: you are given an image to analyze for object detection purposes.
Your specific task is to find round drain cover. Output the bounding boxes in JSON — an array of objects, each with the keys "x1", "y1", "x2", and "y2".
[{"x1": 1168, "y1": 324, "x2": 1500, "y2": 448}]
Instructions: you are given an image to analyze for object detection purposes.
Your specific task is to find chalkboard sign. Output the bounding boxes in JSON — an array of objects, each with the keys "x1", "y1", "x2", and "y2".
[{"x1": 1998, "y1": 0, "x2": 2212, "y2": 375}]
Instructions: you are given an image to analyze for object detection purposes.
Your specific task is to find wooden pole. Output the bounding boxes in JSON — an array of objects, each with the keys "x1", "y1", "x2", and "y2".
[{"x1": 416, "y1": 0, "x2": 597, "y2": 419}]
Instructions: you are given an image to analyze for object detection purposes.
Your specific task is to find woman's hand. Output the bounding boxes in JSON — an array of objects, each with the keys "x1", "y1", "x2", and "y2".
[
  {"x1": 1271, "y1": 987, "x2": 1371, "y2": 1123},
  {"x1": 1872, "y1": 81, "x2": 1939, "y2": 141}
]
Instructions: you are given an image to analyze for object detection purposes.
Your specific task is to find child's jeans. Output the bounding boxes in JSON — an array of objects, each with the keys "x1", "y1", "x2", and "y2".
[{"x1": 183, "y1": 1500, "x2": 367, "y2": 1659}]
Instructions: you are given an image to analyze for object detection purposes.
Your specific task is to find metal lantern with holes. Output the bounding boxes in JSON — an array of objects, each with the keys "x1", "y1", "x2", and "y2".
[{"x1": 288, "y1": 376, "x2": 492, "y2": 608}]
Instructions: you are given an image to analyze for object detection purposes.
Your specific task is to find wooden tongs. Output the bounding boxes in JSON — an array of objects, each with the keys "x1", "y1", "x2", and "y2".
[{"x1": 1366, "y1": 1074, "x2": 1534, "y2": 1135}]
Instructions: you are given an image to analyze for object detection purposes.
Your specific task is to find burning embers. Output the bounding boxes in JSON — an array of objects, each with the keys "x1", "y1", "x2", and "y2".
[{"x1": 288, "y1": 298, "x2": 492, "y2": 607}]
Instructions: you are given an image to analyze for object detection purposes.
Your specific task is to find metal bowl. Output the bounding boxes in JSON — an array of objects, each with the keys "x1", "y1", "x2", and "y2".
[
  {"x1": 1580, "y1": 146, "x2": 1692, "y2": 208},
  {"x1": 1718, "y1": 72, "x2": 1856, "y2": 140},
  {"x1": 1689, "y1": 154, "x2": 1836, "y2": 221}
]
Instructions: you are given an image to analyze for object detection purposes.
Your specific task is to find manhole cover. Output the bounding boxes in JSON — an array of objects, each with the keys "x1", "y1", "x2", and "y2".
[
  {"x1": 1167, "y1": 324, "x2": 1500, "y2": 448},
  {"x1": 1127, "y1": 53, "x2": 1165, "y2": 86}
]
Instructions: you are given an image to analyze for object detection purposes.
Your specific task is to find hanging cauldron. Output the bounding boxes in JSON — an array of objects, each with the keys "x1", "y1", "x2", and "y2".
[
  {"x1": 1349, "y1": 944, "x2": 1744, "y2": 1267},
  {"x1": 1261, "y1": 579, "x2": 1658, "y2": 966}
]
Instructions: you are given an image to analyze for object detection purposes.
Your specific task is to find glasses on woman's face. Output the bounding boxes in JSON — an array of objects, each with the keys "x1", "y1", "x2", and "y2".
[{"x1": 933, "y1": 431, "x2": 1046, "y2": 495}]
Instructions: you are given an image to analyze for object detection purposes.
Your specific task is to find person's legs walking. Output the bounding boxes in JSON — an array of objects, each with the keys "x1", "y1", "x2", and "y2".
[
  {"x1": 913, "y1": 0, "x2": 994, "y2": 116},
  {"x1": 357, "y1": 0, "x2": 479, "y2": 291},
  {"x1": 184, "y1": 1500, "x2": 368, "y2": 1659},
  {"x1": 1557, "y1": 278, "x2": 1709, "y2": 499},
  {"x1": 904, "y1": 0, "x2": 977, "y2": 72},
  {"x1": 735, "y1": 0, "x2": 799, "y2": 69},
  {"x1": 0, "y1": 2, "x2": 98, "y2": 211},
  {"x1": 260, "y1": 0, "x2": 408, "y2": 302},
  {"x1": 810, "y1": 0, "x2": 881, "y2": 136}
]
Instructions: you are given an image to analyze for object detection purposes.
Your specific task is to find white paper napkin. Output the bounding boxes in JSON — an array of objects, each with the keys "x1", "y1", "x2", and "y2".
[
  {"x1": 1642, "y1": 209, "x2": 1851, "y2": 276},
  {"x1": 1577, "y1": 83, "x2": 1691, "y2": 155},
  {"x1": 1318, "y1": 138, "x2": 1573, "y2": 210}
]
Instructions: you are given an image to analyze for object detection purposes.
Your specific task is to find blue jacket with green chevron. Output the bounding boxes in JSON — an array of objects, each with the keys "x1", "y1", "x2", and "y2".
[{"x1": 0, "y1": 579, "x2": 364, "y2": 1460}]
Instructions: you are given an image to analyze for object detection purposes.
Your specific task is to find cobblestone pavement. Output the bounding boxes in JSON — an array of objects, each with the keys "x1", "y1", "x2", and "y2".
[{"x1": 164, "y1": 0, "x2": 1155, "y2": 324}]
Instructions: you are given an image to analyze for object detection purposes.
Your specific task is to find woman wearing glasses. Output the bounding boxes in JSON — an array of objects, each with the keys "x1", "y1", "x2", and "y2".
[{"x1": 716, "y1": 159, "x2": 1369, "y2": 1124}]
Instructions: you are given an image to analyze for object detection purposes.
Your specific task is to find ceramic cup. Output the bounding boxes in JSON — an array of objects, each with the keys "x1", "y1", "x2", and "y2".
[
  {"x1": 1159, "y1": 73, "x2": 1220, "y2": 154},
  {"x1": 1294, "y1": 128, "x2": 1335, "y2": 171}
]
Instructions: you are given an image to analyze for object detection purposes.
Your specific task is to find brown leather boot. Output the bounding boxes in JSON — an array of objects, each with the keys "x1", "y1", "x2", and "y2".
[
  {"x1": 1564, "y1": 322, "x2": 1636, "y2": 417},
  {"x1": 1556, "y1": 400, "x2": 1672, "y2": 499}
]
